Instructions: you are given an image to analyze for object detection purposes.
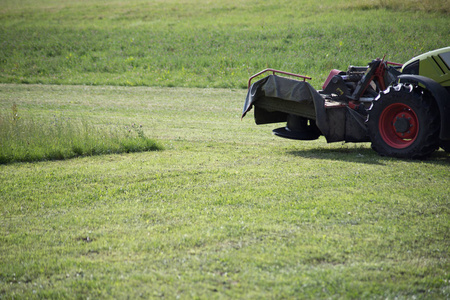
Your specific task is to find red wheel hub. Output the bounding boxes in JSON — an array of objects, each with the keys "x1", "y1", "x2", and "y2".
[{"x1": 379, "y1": 103, "x2": 419, "y2": 149}]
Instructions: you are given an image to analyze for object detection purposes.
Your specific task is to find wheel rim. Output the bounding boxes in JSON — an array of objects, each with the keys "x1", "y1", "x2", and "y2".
[{"x1": 379, "y1": 103, "x2": 419, "y2": 149}]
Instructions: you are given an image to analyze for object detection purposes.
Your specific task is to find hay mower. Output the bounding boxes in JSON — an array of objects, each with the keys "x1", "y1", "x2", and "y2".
[{"x1": 242, "y1": 47, "x2": 450, "y2": 159}]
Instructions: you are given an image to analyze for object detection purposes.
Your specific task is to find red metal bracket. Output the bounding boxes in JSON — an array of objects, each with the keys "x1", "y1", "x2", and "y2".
[
  {"x1": 247, "y1": 68, "x2": 312, "y2": 88},
  {"x1": 386, "y1": 61, "x2": 403, "y2": 67},
  {"x1": 376, "y1": 60, "x2": 404, "y2": 91}
]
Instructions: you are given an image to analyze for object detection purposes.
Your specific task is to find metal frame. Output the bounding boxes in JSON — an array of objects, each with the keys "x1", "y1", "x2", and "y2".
[{"x1": 247, "y1": 68, "x2": 312, "y2": 88}]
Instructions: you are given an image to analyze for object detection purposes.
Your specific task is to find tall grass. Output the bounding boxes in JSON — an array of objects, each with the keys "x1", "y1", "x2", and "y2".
[{"x1": 0, "y1": 104, "x2": 162, "y2": 163}]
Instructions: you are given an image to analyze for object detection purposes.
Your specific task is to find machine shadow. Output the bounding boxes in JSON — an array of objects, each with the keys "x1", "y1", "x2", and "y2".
[{"x1": 287, "y1": 147, "x2": 450, "y2": 165}]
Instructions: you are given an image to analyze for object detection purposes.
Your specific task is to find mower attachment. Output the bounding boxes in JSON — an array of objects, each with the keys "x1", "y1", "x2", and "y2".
[{"x1": 242, "y1": 74, "x2": 370, "y2": 143}]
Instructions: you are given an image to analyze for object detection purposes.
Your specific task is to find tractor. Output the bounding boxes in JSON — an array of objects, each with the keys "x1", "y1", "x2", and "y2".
[{"x1": 242, "y1": 47, "x2": 450, "y2": 159}]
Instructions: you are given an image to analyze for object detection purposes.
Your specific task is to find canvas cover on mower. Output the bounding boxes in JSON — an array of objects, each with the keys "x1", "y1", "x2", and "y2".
[{"x1": 242, "y1": 75, "x2": 369, "y2": 143}]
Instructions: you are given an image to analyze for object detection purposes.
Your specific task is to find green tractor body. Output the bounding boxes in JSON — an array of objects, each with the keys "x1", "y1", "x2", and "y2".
[{"x1": 402, "y1": 47, "x2": 450, "y2": 88}]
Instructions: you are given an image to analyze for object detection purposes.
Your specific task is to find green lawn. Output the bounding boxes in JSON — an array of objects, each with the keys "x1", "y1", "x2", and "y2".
[
  {"x1": 0, "y1": 0, "x2": 449, "y2": 298},
  {"x1": 1, "y1": 84, "x2": 449, "y2": 298},
  {"x1": 0, "y1": 0, "x2": 449, "y2": 89}
]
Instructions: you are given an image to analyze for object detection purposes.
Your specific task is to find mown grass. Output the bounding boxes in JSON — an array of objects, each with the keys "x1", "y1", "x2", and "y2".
[
  {"x1": 0, "y1": 0, "x2": 449, "y2": 298},
  {"x1": 0, "y1": 0, "x2": 448, "y2": 89},
  {"x1": 0, "y1": 104, "x2": 162, "y2": 164},
  {"x1": 0, "y1": 84, "x2": 449, "y2": 299}
]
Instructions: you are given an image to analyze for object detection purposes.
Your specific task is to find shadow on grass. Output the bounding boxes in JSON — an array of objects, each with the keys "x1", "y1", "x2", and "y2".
[
  {"x1": 287, "y1": 147, "x2": 385, "y2": 165},
  {"x1": 287, "y1": 147, "x2": 450, "y2": 165},
  {"x1": 423, "y1": 151, "x2": 450, "y2": 165}
]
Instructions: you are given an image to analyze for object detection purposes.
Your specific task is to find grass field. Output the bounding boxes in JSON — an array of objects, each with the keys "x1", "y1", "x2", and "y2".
[
  {"x1": 1, "y1": 84, "x2": 449, "y2": 299},
  {"x1": 0, "y1": 0, "x2": 449, "y2": 89},
  {"x1": 1, "y1": 0, "x2": 450, "y2": 298}
]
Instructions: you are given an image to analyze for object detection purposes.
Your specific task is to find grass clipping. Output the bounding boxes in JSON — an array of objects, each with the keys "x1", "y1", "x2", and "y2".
[{"x1": 0, "y1": 104, "x2": 162, "y2": 163}]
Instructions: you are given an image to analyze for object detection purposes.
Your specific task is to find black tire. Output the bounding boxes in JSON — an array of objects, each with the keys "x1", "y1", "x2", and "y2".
[{"x1": 367, "y1": 83, "x2": 440, "y2": 159}]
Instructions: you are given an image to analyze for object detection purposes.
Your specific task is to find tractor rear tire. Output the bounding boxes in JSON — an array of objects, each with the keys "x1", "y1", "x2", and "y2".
[{"x1": 367, "y1": 83, "x2": 440, "y2": 159}]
